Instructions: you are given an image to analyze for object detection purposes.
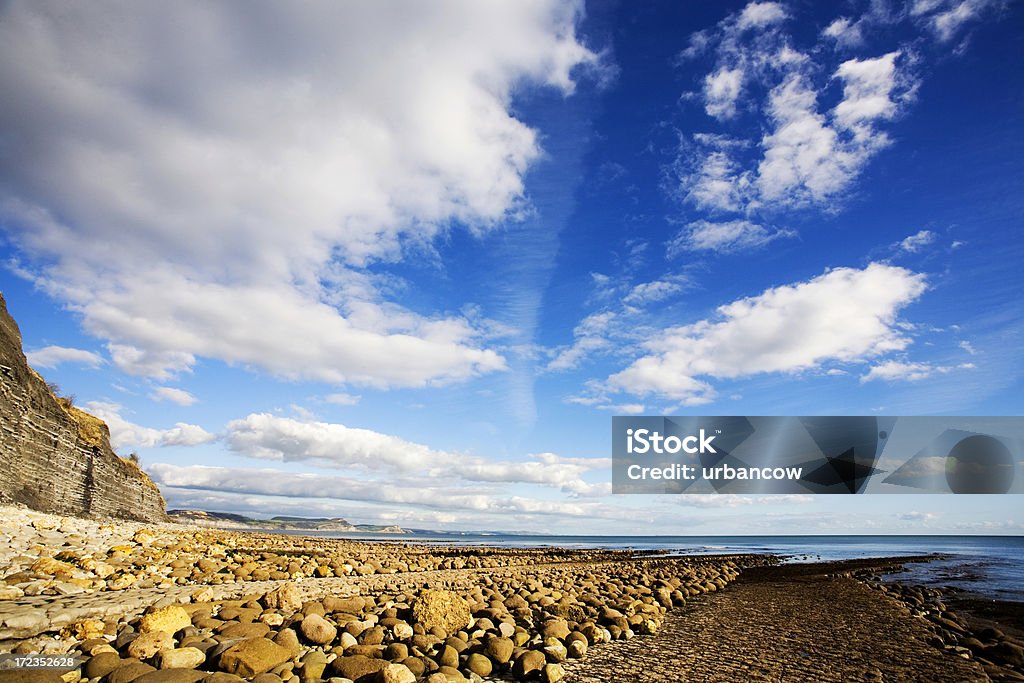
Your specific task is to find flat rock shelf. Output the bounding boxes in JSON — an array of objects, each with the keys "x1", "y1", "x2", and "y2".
[{"x1": 562, "y1": 561, "x2": 989, "y2": 683}]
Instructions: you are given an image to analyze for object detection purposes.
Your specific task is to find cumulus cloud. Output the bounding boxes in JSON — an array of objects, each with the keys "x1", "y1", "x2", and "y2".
[
  {"x1": 0, "y1": 1, "x2": 598, "y2": 388},
  {"x1": 703, "y1": 68, "x2": 745, "y2": 120},
  {"x1": 676, "y1": 4, "x2": 920, "y2": 226},
  {"x1": 85, "y1": 401, "x2": 216, "y2": 450},
  {"x1": 150, "y1": 386, "x2": 197, "y2": 407},
  {"x1": 25, "y1": 345, "x2": 103, "y2": 369},
  {"x1": 607, "y1": 263, "x2": 927, "y2": 402}
]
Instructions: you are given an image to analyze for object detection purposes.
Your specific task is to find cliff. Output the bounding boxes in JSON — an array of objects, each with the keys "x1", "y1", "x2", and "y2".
[
  {"x1": 168, "y1": 509, "x2": 410, "y2": 533},
  {"x1": 0, "y1": 292, "x2": 167, "y2": 522}
]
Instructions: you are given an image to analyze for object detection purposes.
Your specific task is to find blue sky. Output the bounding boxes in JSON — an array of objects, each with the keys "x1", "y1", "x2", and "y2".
[{"x1": 1, "y1": 0, "x2": 1021, "y2": 533}]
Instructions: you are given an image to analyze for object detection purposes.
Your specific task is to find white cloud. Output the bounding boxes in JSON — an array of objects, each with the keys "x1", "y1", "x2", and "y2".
[
  {"x1": 822, "y1": 17, "x2": 864, "y2": 47},
  {"x1": 897, "y1": 511, "x2": 939, "y2": 521},
  {"x1": 756, "y1": 53, "x2": 907, "y2": 206},
  {"x1": 959, "y1": 340, "x2": 976, "y2": 355},
  {"x1": 0, "y1": 1, "x2": 598, "y2": 389},
  {"x1": 151, "y1": 386, "x2": 197, "y2": 407},
  {"x1": 898, "y1": 229, "x2": 936, "y2": 253},
  {"x1": 703, "y1": 67, "x2": 744, "y2": 119},
  {"x1": 608, "y1": 263, "x2": 927, "y2": 401},
  {"x1": 623, "y1": 279, "x2": 687, "y2": 306},
  {"x1": 25, "y1": 345, "x2": 103, "y2": 369},
  {"x1": 860, "y1": 359, "x2": 975, "y2": 382},
  {"x1": 736, "y1": 2, "x2": 788, "y2": 31},
  {"x1": 912, "y1": 0, "x2": 1001, "y2": 42},
  {"x1": 668, "y1": 219, "x2": 795, "y2": 253},
  {"x1": 833, "y1": 52, "x2": 904, "y2": 135},
  {"x1": 150, "y1": 463, "x2": 622, "y2": 520},
  {"x1": 225, "y1": 413, "x2": 609, "y2": 492},
  {"x1": 85, "y1": 401, "x2": 216, "y2": 450},
  {"x1": 325, "y1": 392, "x2": 361, "y2": 406},
  {"x1": 861, "y1": 360, "x2": 939, "y2": 382},
  {"x1": 546, "y1": 312, "x2": 615, "y2": 372},
  {"x1": 677, "y1": 8, "x2": 919, "y2": 218}
]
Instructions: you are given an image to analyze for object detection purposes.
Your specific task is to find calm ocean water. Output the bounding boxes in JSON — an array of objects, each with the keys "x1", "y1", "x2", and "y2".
[{"x1": 299, "y1": 531, "x2": 1024, "y2": 602}]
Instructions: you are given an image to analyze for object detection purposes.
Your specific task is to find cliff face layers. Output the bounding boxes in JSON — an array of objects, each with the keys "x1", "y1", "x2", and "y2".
[{"x1": 0, "y1": 293, "x2": 166, "y2": 521}]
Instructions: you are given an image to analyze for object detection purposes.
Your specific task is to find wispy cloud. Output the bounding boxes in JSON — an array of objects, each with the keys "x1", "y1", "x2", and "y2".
[
  {"x1": 898, "y1": 229, "x2": 937, "y2": 253},
  {"x1": 667, "y1": 219, "x2": 795, "y2": 254},
  {"x1": 860, "y1": 359, "x2": 975, "y2": 383}
]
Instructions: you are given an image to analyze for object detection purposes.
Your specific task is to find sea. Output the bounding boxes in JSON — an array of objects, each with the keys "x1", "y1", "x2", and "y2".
[{"x1": 285, "y1": 532, "x2": 1024, "y2": 603}]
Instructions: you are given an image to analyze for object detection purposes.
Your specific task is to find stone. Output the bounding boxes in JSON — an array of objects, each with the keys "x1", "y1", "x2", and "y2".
[
  {"x1": 541, "y1": 663, "x2": 564, "y2": 683},
  {"x1": 84, "y1": 652, "x2": 122, "y2": 679},
  {"x1": 411, "y1": 591, "x2": 471, "y2": 636},
  {"x1": 540, "y1": 619, "x2": 570, "y2": 640},
  {"x1": 375, "y1": 663, "x2": 416, "y2": 683},
  {"x1": 128, "y1": 631, "x2": 175, "y2": 660},
  {"x1": 331, "y1": 655, "x2": 388, "y2": 682},
  {"x1": 512, "y1": 650, "x2": 546, "y2": 678},
  {"x1": 264, "y1": 583, "x2": 303, "y2": 614},
  {"x1": 273, "y1": 628, "x2": 303, "y2": 656},
  {"x1": 0, "y1": 672, "x2": 64, "y2": 683},
  {"x1": 108, "y1": 662, "x2": 158, "y2": 683},
  {"x1": 219, "y1": 639, "x2": 293, "y2": 678},
  {"x1": 323, "y1": 596, "x2": 364, "y2": 614},
  {"x1": 61, "y1": 618, "x2": 105, "y2": 643},
  {"x1": 484, "y1": 637, "x2": 514, "y2": 665},
  {"x1": 0, "y1": 585, "x2": 25, "y2": 600},
  {"x1": 300, "y1": 614, "x2": 338, "y2": 645},
  {"x1": 139, "y1": 607, "x2": 192, "y2": 635},
  {"x1": 158, "y1": 648, "x2": 206, "y2": 670},
  {"x1": 463, "y1": 653, "x2": 492, "y2": 677},
  {"x1": 299, "y1": 651, "x2": 328, "y2": 680},
  {"x1": 133, "y1": 671, "x2": 206, "y2": 683},
  {"x1": 436, "y1": 646, "x2": 458, "y2": 669},
  {"x1": 218, "y1": 622, "x2": 271, "y2": 640},
  {"x1": 383, "y1": 643, "x2": 408, "y2": 661}
]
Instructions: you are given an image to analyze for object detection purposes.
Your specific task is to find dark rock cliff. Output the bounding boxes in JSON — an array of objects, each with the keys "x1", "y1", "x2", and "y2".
[{"x1": 0, "y1": 292, "x2": 167, "y2": 521}]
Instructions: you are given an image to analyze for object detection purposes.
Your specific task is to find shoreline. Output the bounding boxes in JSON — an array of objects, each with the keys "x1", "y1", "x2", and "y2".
[{"x1": 1, "y1": 507, "x2": 1022, "y2": 682}]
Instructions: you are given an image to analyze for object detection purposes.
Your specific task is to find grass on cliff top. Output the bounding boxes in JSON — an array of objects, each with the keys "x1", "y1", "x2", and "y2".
[{"x1": 57, "y1": 398, "x2": 107, "y2": 448}]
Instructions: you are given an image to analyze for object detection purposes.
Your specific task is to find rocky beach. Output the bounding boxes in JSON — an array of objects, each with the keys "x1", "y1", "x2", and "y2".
[{"x1": 0, "y1": 506, "x2": 1021, "y2": 683}]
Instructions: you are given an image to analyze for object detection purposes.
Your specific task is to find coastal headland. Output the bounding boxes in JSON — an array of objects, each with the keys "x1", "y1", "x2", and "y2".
[{"x1": 1, "y1": 507, "x2": 1022, "y2": 683}]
